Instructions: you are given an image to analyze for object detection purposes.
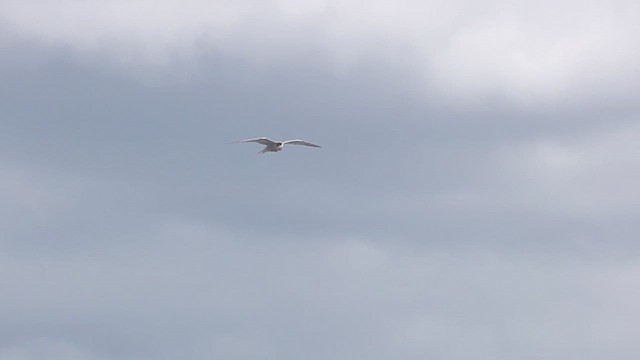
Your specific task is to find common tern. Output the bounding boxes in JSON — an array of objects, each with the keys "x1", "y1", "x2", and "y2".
[{"x1": 233, "y1": 137, "x2": 322, "y2": 154}]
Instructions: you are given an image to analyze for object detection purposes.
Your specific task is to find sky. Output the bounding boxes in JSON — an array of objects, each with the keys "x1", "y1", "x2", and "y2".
[{"x1": 1, "y1": 0, "x2": 640, "y2": 359}]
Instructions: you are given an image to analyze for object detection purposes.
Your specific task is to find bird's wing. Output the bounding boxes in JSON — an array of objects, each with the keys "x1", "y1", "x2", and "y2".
[
  {"x1": 282, "y1": 139, "x2": 322, "y2": 148},
  {"x1": 235, "y1": 137, "x2": 277, "y2": 146}
]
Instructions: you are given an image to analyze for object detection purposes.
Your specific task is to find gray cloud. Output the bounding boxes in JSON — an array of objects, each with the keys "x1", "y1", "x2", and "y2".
[
  {"x1": 1, "y1": 1, "x2": 640, "y2": 359},
  {"x1": 3, "y1": 225, "x2": 639, "y2": 360}
]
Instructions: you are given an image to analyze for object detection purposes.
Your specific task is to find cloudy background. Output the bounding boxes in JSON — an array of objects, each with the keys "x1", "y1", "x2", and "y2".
[{"x1": 1, "y1": 0, "x2": 640, "y2": 359}]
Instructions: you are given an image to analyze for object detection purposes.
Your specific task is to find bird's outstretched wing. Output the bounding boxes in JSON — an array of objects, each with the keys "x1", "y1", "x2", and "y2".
[
  {"x1": 234, "y1": 137, "x2": 277, "y2": 146},
  {"x1": 282, "y1": 139, "x2": 322, "y2": 148}
]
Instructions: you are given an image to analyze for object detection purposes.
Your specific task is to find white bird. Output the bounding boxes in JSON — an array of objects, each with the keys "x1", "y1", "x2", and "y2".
[{"x1": 233, "y1": 137, "x2": 322, "y2": 154}]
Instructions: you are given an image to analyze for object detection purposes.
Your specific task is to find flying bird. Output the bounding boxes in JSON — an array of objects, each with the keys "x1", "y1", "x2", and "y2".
[{"x1": 233, "y1": 137, "x2": 322, "y2": 154}]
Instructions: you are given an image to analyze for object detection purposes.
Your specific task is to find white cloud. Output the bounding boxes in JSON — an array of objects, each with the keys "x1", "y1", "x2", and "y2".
[
  {"x1": 434, "y1": 118, "x2": 640, "y2": 229},
  {"x1": 2, "y1": 0, "x2": 639, "y2": 105},
  {"x1": 428, "y1": 0, "x2": 640, "y2": 105},
  {"x1": 510, "y1": 122, "x2": 640, "y2": 217},
  {"x1": 459, "y1": 120, "x2": 640, "y2": 220}
]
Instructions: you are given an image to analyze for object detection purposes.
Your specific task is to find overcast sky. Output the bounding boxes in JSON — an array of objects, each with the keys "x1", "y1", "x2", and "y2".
[{"x1": 1, "y1": 1, "x2": 640, "y2": 359}]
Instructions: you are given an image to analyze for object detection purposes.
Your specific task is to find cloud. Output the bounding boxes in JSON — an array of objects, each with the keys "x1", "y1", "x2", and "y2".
[
  {"x1": 495, "y1": 120, "x2": 640, "y2": 218},
  {"x1": 2, "y1": 0, "x2": 639, "y2": 105},
  {"x1": 0, "y1": 165, "x2": 81, "y2": 246},
  {"x1": 0, "y1": 339, "x2": 97, "y2": 360},
  {"x1": 2, "y1": 220, "x2": 639, "y2": 359},
  {"x1": 2, "y1": 2, "x2": 639, "y2": 358}
]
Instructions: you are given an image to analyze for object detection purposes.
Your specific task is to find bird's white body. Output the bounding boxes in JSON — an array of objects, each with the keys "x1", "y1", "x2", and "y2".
[{"x1": 233, "y1": 137, "x2": 322, "y2": 154}]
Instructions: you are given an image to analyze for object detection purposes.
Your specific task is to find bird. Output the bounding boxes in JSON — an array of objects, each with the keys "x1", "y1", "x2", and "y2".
[{"x1": 232, "y1": 137, "x2": 322, "y2": 154}]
